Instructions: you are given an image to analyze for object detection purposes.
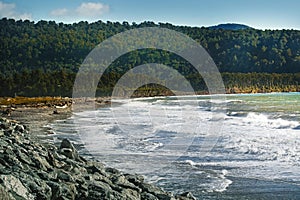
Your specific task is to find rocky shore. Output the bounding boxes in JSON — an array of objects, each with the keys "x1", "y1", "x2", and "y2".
[
  {"x1": 0, "y1": 117, "x2": 196, "y2": 200},
  {"x1": 0, "y1": 97, "x2": 111, "y2": 136}
]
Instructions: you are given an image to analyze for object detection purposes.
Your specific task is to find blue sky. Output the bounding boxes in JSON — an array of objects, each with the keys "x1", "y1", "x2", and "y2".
[{"x1": 0, "y1": 0, "x2": 299, "y2": 30}]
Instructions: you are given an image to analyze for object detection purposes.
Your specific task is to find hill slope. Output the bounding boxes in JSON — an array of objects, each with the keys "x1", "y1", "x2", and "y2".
[
  {"x1": 0, "y1": 18, "x2": 300, "y2": 96},
  {"x1": 208, "y1": 23, "x2": 252, "y2": 30},
  {"x1": 0, "y1": 18, "x2": 299, "y2": 74}
]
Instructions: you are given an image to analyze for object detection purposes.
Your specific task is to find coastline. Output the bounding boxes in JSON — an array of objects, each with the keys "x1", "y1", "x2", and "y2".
[
  {"x1": 0, "y1": 97, "x2": 111, "y2": 136},
  {"x1": 0, "y1": 97, "x2": 197, "y2": 199},
  {"x1": 0, "y1": 92, "x2": 298, "y2": 199},
  {"x1": 1, "y1": 90, "x2": 297, "y2": 136},
  {"x1": 0, "y1": 117, "x2": 196, "y2": 200}
]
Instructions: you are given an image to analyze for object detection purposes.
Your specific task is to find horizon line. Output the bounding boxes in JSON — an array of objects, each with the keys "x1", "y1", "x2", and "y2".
[{"x1": 1, "y1": 17, "x2": 299, "y2": 31}]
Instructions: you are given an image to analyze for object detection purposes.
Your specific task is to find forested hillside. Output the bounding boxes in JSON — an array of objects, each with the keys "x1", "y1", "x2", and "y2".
[{"x1": 0, "y1": 18, "x2": 300, "y2": 96}]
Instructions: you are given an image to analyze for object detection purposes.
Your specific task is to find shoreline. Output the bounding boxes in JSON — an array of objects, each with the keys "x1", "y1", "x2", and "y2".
[
  {"x1": 0, "y1": 92, "x2": 298, "y2": 199},
  {"x1": 1, "y1": 97, "x2": 111, "y2": 136},
  {"x1": 0, "y1": 117, "x2": 196, "y2": 200},
  {"x1": 1, "y1": 91, "x2": 297, "y2": 136},
  {"x1": 0, "y1": 95, "x2": 197, "y2": 200}
]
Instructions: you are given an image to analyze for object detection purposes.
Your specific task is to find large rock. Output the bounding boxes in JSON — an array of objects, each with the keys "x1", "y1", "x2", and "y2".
[
  {"x1": 0, "y1": 118, "x2": 10, "y2": 130},
  {"x1": 25, "y1": 179, "x2": 52, "y2": 200},
  {"x1": 0, "y1": 130, "x2": 4, "y2": 137},
  {"x1": 176, "y1": 192, "x2": 197, "y2": 200},
  {"x1": 0, "y1": 184, "x2": 15, "y2": 200},
  {"x1": 47, "y1": 181, "x2": 76, "y2": 200},
  {"x1": 14, "y1": 124, "x2": 25, "y2": 133},
  {"x1": 59, "y1": 139, "x2": 80, "y2": 160},
  {"x1": 0, "y1": 175, "x2": 34, "y2": 200},
  {"x1": 139, "y1": 182, "x2": 175, "y2": 199}
]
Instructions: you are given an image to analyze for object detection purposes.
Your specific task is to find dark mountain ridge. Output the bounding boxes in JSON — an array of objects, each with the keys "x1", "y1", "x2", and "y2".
[{"x1": 208, "y1": 23, "x2": 253, "y2": 30}]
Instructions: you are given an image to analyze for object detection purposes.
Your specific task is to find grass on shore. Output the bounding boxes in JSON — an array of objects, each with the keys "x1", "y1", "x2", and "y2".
[{"x1": 0, "y1": 96, "x2": 70, "y2": 106}]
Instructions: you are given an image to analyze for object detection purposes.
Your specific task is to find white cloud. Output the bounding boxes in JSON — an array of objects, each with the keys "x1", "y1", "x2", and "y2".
[
  {"x1": 18, "y1": 13, "x2": 32, "y2": 20},
  {"x1": 0, "y1": 1, "x2": 31, "y2": 20},
  {"x1": 50, "y1": 8, "x2": 69, "y2": 17},
  {"x1": 76, "y1": 2, "x2": 109, "y2": 17},
  {"x1": 49, "y1": 2, "x2": 109, "y2": 21}
]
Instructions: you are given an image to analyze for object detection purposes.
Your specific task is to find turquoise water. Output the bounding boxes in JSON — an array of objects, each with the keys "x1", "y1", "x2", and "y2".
[{"x1": 49, "y1": 92, "x2": 300, "y2": 199}]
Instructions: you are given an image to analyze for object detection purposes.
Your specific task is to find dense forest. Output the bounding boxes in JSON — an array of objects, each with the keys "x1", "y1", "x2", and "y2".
[{"x1": 0, "y1": 18, "x2": 300, "y2": 97}]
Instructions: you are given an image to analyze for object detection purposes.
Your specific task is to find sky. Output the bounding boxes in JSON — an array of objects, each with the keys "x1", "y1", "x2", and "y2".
[{"x1": 0, "y1": 0, "x2": 299, "y2": 30}]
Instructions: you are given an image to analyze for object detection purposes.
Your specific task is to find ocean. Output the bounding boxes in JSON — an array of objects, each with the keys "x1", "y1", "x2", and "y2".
[{"x1": 48, "y1": 92, "x2": 300, "y2": 199}]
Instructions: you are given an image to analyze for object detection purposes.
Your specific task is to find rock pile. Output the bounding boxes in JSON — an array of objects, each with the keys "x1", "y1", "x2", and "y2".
[{"x1": 0, "y1": 118, "x2": 196, "y2": 200}]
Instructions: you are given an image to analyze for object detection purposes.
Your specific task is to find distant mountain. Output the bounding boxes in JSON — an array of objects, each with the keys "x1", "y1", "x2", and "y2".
[{"x1": 208, "y1": 23, "x2": 253, "y2": 30}]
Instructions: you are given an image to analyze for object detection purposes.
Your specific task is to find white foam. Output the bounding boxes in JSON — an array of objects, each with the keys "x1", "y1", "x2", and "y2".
[
  {"x1": 184, "y1": 160, "x2": 197, "y2": 166},
  {"x1": 243, "y1": 112, "x2": 299, "y2": 129},
  {"x1": 52, "y1": 93, "x2": 300, "y2": 195},
  {"x1": 182, "y1": 160, "x2": 232, "y2": 192}
]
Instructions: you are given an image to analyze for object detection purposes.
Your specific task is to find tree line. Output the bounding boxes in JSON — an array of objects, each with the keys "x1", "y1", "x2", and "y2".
[
  {"x1": 0, "y1": 18, "x2": 300, "y2": 97},
  {"x1": 1, "y1": 69, "x2": 300, "y2": 97}
]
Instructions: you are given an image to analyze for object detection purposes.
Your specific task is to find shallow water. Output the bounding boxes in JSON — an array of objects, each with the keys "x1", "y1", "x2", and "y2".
[{"x1": 49, "y1": 92, "x2": 300, "y2": 199}]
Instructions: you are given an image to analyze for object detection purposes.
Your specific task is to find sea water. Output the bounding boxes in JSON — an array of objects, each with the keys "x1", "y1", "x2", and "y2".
[{"x1": 49, "y1": 92, "x2": 300, "y2": 199}]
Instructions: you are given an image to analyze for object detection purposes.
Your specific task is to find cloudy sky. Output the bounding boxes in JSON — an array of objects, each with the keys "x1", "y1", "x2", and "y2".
[{"x1": 0, "y1": 0, "x2": 299, "y2": 30}]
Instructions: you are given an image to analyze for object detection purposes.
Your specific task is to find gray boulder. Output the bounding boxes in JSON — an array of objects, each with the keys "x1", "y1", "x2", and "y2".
[
  {"x1": 0, "y1": 175, "x2": 35, "y2": 200},
  {"x1": 59, "y1": 139, "x2": 79, "y2": 160}
]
